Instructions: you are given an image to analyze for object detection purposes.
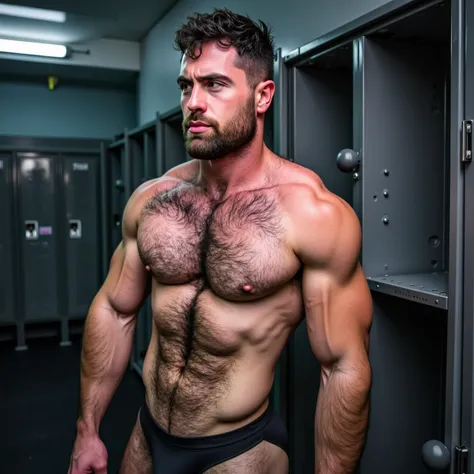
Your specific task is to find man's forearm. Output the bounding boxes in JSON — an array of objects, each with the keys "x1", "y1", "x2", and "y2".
[
  {"x1": 315, "y1": 360, "x2": 371, "y2": 474},
  {"x1": 77, "y1": 297, "x2": 136, "y2": 435}
]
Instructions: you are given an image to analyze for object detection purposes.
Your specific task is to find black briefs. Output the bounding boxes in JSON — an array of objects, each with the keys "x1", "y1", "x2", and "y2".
[{"x1": 139, "y1": 401, "x2": 289, "y2": 474}]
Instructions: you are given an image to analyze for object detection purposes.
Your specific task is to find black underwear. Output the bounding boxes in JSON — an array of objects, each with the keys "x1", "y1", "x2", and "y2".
[{"x1": 139, "y1": 401, "x2": 289, "y2": 474}]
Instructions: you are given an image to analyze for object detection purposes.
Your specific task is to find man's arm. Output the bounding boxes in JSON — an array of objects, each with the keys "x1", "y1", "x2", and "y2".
[
  {"x1": 77, "y1": 185, "x2": 151, "y2": 437},
  {"x1": 295, "y1": 188, "x2": 373, "y2": 473}
]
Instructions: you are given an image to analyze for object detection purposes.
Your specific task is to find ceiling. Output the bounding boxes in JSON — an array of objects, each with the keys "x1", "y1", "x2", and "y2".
[
  {"x1": 0, "y1": 0, "x2": 180, "y2": 86},
  {"x1": 0, "y1": 0, "x2": 180, "y2": 43}
]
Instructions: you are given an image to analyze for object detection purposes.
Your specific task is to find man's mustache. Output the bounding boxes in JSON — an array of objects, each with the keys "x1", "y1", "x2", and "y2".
[{"x1": 183, "y1": 114, "x2": 217, "y2": 129}]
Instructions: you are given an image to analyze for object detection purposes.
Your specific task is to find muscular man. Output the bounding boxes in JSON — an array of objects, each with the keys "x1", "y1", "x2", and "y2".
[{"x1": 68, "y1": 8, "x2": 372, "y2": 474}]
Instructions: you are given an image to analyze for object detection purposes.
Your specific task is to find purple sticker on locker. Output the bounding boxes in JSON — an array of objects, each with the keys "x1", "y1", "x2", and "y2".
[{"x1": 39, "y1": 226, "x2": 53, "y2": 235}]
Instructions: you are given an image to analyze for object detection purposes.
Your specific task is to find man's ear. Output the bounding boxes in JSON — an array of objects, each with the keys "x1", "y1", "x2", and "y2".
[{"x1": 255, "y1": 80, "x2": 275, "y2": 114}]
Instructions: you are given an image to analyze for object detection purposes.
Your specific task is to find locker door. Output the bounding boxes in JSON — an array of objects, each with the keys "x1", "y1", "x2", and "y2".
[
  {"x1": 63, "y1": 155, "x2": 101, "y2": 319},
  {"x1": 0, "y1": 154, "x2": 15, "y2": 324},
  {"x1": 462, "y1": 0, "x2": 474, "y2": 470},
  {"x1": 17, "y1": 153, "x2": 59, "y2": 321}
]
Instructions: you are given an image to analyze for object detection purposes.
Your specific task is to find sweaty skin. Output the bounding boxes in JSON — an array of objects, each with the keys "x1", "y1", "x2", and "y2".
[{"x1": 69, "y1": 39, "x2": 372, "y2": 474}]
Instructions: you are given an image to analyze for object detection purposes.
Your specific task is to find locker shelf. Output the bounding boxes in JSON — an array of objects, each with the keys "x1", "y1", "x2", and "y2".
[{"x1": 367, "y1": 272, "x2": 448, "y2": 310}]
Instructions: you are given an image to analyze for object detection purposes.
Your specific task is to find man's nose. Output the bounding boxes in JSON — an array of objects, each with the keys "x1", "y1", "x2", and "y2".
[{"x1": 187, "y1": 86, "x2": 207, "y2": 114}]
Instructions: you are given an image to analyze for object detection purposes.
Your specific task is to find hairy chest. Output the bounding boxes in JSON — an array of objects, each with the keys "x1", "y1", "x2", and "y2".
[{"x1": 137, "y1": 185, "x2": 299, "y2": 301}]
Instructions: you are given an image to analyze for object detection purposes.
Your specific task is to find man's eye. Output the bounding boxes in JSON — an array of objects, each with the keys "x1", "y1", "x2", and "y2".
[{"x1": 208, "y1": 81, "x2": 222, "y2": 89}]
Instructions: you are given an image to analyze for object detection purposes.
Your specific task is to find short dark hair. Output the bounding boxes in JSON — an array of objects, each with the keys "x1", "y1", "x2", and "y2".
[{"x1": 174, "y1": 8, "x2": 275, "y2": 88}]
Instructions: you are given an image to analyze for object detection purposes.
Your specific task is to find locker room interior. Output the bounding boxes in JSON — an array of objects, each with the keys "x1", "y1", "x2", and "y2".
[{"x1": 1, "y1": 0, "x2": 474, "y2": 473}]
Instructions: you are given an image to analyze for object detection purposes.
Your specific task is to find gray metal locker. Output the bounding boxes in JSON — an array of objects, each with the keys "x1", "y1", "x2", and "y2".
[
  {"x1": 0, "y1": 154, "x2": 15, "y2": 325},
  {"x1": 130, "y1": 134, "x2": 145, "y2": 191},
  {"x1": 282, "y1": 1, "x2": 464, "y2": 473},
  {"x1": 17, "y1": 153, "x2": 60, "y2": 323},
  {"x1": 160, "y1": 108, "x2": 188, "y2": 173},
  {"x1": 285, "y1": 43, "x2": 355, "y2": 474},
  {"x1": 108, "y1": 139, "x2": 130, "y2": 251},
  {"x1": 128, "y1": 123, "x2": 157, "y2": 376},
  {"x1": 144, "y1": 128, "x2": 157, "y2": 182},
  {"x1": 354, "y1": 7, "x2": 452, "y2": 474},
  {"x1": 107, "y1": 124, "x2": 159, "y2": 377},
  {"x1": 459, "y1": 0, "x2": 474, "y2": 471},
  {"x1": 290, "y1": 44, "x2": 354, "y2": 207},
  {"x1": 264, "y1": 103, "x2": 274, "y2": 152},
  {"x1": 63, "y1": 155, "x2": 101, "y2": 320}
]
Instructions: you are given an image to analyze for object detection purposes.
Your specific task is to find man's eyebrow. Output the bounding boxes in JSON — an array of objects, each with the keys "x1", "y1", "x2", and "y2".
[
  {"x1": 177, "y1": 75, "x2": 192, "y2": 84},
  {"x1": 177, "y1": 73, "x2": 235, "y2": 85}
]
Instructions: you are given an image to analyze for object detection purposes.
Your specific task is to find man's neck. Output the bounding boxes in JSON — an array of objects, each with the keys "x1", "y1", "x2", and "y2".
[{"x1": 198, "y1": 141, "x2": 270, "y2": 198}]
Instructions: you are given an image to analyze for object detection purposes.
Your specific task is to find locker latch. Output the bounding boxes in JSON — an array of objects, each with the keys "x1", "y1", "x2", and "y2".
[
  {"x1": 25, "y1": 220, "x2": 38, "y2": 240},
  {"x1": 69, "y1": 219, "x2": 82, "y2": 239},
  {"x1": 462, "y1": 120, "x2": 473, "y2": 163},
  {"x1": 455, "y1": 445, "x2": 468, "y2": 474}
]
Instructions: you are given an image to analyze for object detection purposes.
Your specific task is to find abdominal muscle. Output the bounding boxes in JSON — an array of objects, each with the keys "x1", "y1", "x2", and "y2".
[{"x1": 141, "y1": 279, "x2": 303, "y2": 437}]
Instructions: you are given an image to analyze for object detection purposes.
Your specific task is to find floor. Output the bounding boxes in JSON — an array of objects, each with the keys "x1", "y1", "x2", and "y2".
[{"x1": 0, "y1": 333, "x2": 145, "y2": 474}]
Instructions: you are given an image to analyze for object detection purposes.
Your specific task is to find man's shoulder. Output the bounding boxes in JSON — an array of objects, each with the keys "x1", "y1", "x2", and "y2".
[
  {"x1": 131, "y1": 161, "x2": 198, "y2": 205},
  {"x1": 276, "y1": 159, "x2": 351, "y2": 217},
  {"x1": 276, "y1": 160, "x2": 360, "y2": 266},
  {"x1": 123, "y1": 162, "x2": 198, "y2": 232}
]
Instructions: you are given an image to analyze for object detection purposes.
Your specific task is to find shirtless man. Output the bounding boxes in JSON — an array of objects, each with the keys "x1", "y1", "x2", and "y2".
[{"x1": 68, "y1": 8, "x2": 373, "y2": 474}]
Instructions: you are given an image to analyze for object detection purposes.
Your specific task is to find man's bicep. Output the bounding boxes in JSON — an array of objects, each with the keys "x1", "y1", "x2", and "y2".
[
  {"x1": 302, "y1": 263, "x2": 372, "y2": 367},
  {"x1": 100, "y1": 239, "x2": 149, "y2": 316},
  {"x1": 95, "y1": 189, "x2": 150, "y2": 317}
]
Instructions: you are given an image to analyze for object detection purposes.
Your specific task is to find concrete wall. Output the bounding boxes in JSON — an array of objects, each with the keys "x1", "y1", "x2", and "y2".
[
  {"x1": 139, "y1": 0, "x2": 392, "y2": 123},
  {"x1": 0, "y1": 81, "x2": 137, "y2": 139}
]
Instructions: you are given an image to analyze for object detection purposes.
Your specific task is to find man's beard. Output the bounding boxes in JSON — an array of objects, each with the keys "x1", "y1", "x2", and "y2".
[{"x1": 182, "y1": 97, "x2": 257, "y2": 160}]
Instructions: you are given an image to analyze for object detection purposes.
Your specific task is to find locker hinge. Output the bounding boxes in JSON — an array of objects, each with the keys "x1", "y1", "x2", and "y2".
[
  {"x1": 456, "y1": 445, "x2": 469, "y2": 474},
  {"x1": 462, "y1": 120, "x2": 473, "y2": 163}
]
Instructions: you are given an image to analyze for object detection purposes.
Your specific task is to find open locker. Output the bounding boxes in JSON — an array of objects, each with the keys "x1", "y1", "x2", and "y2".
[
  {"x1": 357, "y1": 3, "x2": 450, "y2": 308},
  {"x1": 286, "y1": 42, "x2": 355, "y2": 474},
  {"x1": 290, "y1": 43, "x2": 354, "y2": 206},
  {"x1": 355, "y1": 5, "x2": 452, "y2": 474},
  {"x1": 284, "y1": 1, "x2": 462, "y2": 473}
]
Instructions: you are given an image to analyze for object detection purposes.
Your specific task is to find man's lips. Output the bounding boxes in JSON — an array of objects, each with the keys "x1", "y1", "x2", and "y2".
[{"x1": 188, "y1": 121, "x2": 211, "y2": 133}]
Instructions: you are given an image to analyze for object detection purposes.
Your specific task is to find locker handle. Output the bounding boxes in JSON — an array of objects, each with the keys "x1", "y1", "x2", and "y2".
[
  {"x1": 336, "y1": 148, "x2": 360, "y2": 173},
  {"x1": 25, "y1": 220, "x2": 39, "y2": 240},
  {"x1": 69, "y1": 219, "x2": 82, "y2": 239}
]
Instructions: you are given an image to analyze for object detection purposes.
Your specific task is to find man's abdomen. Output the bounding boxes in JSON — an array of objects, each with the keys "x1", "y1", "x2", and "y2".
[{"x1": 142, "y1": 281, "x2": 303, "y2": 437}]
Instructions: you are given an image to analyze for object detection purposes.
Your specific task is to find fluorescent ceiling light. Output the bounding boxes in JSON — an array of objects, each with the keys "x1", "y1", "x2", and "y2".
[
  {"x1": 0, "y1": 3, "x2": 66, "y2": 23},
  {"x1": 0, "y1": 38, "x2": 67, "y2": 58}
]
